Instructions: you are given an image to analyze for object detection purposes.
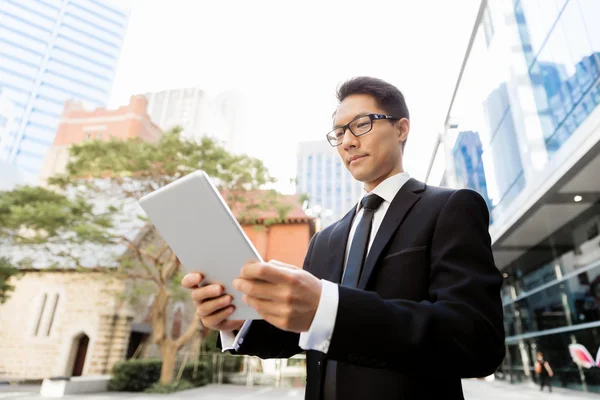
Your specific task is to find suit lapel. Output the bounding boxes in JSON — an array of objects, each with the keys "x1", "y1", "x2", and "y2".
[
  {"x1": 324, "y1": 207, "x2": 356, "y2": 284},
  {"x1": 357, "y1": 178, "x2": 425, "y2": 289}
]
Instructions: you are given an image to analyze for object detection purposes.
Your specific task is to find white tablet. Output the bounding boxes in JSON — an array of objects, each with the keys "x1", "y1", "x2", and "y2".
[{"x1": 138, "y1": 170, "x2": 262, "y2": 321}]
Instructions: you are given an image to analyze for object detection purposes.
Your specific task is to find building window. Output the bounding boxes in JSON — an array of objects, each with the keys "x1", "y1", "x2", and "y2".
[
  {"x1": 33, "y1": 292, "x2": 60, "y2": 337},
  {"x1": 482, "y1": 6, "x2": 495, "y2": 47},
  {"x1": 33, "y1": 293, "x2": 48, "y2": 336}
]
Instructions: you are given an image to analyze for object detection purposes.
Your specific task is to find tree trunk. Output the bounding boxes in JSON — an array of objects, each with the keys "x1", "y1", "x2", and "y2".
[
  {"x1": 159, "y1": 340, "x2": 177, "y2": 385},
  {"x1": 152, "y1": 286, "x2": 170, "y2": 344}
]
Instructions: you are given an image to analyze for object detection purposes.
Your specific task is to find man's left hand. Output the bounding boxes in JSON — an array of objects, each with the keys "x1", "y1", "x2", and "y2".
[{"x1": 232, "y1": 260, "x2": 322, "y2": 333}]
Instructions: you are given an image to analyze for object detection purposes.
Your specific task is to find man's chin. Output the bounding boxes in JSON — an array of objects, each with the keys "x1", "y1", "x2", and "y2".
[{"x1": 348, "y1": 169, "x2": 370, "y2": 183}]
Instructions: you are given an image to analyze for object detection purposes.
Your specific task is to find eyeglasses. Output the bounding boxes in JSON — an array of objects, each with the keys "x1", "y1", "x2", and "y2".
[{"x1": 326, "y1": 113, "x2": 398, "y2": 147}]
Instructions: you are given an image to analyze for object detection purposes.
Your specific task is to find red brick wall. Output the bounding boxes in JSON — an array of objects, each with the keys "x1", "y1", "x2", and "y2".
[
  {"x1": 242, "y1": 223, "x2": 312, "y2": 267},
  {"x1": 53, "y1": 96, "x2": 161, "y2": 146}
]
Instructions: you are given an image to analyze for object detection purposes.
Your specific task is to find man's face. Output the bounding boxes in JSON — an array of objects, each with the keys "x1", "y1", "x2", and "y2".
[{"x1": 333, "y1": 94, "x2": 408, "y2": 191}]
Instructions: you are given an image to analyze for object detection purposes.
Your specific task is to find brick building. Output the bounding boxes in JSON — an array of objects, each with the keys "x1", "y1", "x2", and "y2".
[
  {"x1": 0, "y1": 195, "x2": 315, "y2": 381},
  {"x1": 38, "y1": 95, "x2": 161, "y2": 185}
]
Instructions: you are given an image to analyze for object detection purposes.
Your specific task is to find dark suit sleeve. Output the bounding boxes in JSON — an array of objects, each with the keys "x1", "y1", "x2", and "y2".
[
  {"x1": 217, "y1": 231, "x2": 320, "y2": 359},
  {"x1": 326, "y1": 189, "x2": 505, "y2": 377}
]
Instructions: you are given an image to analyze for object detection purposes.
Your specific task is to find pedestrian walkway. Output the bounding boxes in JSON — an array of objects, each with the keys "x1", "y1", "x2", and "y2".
[
  {"x1": 0, "y1": 380, "x2": 597, "y2": 399},
  {"x1": 462, "y1": 378, "x2": 600, "y2": 399}
]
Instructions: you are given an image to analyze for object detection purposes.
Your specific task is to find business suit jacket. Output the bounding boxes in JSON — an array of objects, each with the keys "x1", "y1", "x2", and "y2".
[{"x1": 222, "y1": 179, "x2": 506, "y2": 399}]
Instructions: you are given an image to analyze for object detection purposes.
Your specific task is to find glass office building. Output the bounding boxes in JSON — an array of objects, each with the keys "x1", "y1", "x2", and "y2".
[
  {"x1": 296, "y1": 140, "x2": 363, "y2": 228},
  {"x1": 427, "y1": 0, "x2": 600, "y2": 393},
  {"x1": 0, "y1": 0, "x2": 130, "y2": 184}
]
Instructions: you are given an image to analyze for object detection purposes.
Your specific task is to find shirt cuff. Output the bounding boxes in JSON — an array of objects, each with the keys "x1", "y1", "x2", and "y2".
[
  {"x1": 299, "y1": 279, "x2": 339, "y2": 353},
  {"x1": 220, "y1": 320, "x2": 253, "y2": 352}
]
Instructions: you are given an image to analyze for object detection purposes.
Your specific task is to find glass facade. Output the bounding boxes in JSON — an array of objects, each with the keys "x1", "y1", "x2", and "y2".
[
  {"x1": 0, "y1": 0, "x2": 130, "y2": 183},
  {"x1": 439, "y1": 0, "x2": 600, "y2": 394},
  {"x1": 296, "y1": 141, "x2": 362, "y2": 227},
  {"x1": 451, "y1": 131, "x2": 493, "y2": 212},
  {"x1": 515, "y1": 0, "x2": 600, "y2": 157}
]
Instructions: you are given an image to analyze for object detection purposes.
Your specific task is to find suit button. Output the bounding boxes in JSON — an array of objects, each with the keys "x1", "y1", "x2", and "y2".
[{"x1": 317, "y1": 361, "x2": 321, "y2": 372}]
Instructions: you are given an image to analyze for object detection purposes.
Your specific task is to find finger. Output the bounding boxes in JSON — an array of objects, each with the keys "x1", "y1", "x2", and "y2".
[
  {"x1": 201, "y1": 305, "x2": 236, "y2": 329},
  {"x1": 190, "y1": 284, "x2": 223, "y2": 302},
  {"x1": 232, "y1": 278, "x2": 279, "y2": 300},
  {"x1": 243, "y1": 294, "x2": 282, "y2": 316},
  {"x1": 182, "y1": 272, "x2": 203, "y2": 288},
  {"x1": 240, "y1": 262, "x2": 293, "y2": 283},
  {"x1": 202, "y1": 306, "x2": 235, "y2": 329},
  {"x1": 269, "y1": 260, "x2": 300, "y2": 270},
  {"x1": 197, "y1": 295, "x2": 233, "y2": 317}
]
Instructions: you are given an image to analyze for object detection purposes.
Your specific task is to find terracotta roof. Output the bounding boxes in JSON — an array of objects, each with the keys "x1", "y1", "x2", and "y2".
[{"x1": 224, "y1": 191, "x2": 311, "y2": 223}]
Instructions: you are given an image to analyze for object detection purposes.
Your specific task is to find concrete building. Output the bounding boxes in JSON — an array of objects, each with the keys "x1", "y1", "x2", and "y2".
[
  {"x1": 142, "y1": 87, "x2": 248, "y2": 153},
  {"x1": 39, "y1": 95, "x2": 161, "y2": 185},
  {"x1": 143, "y1": 87, "x2": 207, "y2": 141},
  {"x1": 0, "y1": 0, "x2": 130, "y2": 185},
  {"x1": 426, "y1": 0, "x2": 600, "y2": 394},
  {"x1": 296, "y1": 140, "x2": 362, "y2": 227}
]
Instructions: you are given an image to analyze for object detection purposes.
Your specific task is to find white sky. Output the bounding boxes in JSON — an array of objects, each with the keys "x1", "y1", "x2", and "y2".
[{"x1": 109, "y1": 0, "x2": 480, "y2": 193}]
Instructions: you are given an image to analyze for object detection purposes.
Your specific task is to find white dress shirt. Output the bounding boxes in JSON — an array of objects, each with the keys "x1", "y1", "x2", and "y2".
[{"x1": 220, "y1": 172, "x2": 411, "y2": 353}]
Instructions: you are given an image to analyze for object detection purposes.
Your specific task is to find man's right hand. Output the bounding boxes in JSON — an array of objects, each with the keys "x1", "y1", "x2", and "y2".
[{"x1": 182, "y1": 272, "x2": 244, "y2": 332}]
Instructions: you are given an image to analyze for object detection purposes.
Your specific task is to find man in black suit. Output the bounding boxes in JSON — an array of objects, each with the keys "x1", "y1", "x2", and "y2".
[{"x1": 182, "y1": 76, "x2": 505, "y2": 399}]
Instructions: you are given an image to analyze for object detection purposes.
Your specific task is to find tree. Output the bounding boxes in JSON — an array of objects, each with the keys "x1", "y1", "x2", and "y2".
[
  {"x1": 0, "y1": 257, "x2": 20, "y2": 304},
  {"x1": 33, "y1": 127, "x2": 288, "y2": 384}
]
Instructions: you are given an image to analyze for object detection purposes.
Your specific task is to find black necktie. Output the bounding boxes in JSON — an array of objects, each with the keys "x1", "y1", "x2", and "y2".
[
  {"x1": 323, "y1": 193, "x2": 384, "y2": 400},
  {"x1": 341, "y1": 193, "x2": 385, "y2": 288}
]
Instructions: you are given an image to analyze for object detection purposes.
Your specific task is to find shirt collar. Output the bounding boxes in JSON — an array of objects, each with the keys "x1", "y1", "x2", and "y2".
[{"x1": 356, "y1": 172, "x2": 411, "y2": 212}]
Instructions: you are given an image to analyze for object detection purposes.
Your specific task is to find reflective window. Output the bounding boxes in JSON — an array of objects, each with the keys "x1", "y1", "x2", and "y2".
[
  {"x1": 517, "y1": 0, "x2": 600, "y2": 155},
  {"x1": 514, "y1": 0, "x2": 566, "y2": 67},
  {"x1": 503, "y1": 328, "x2": 600, "y2": 392},
  {"x1": 446, "y1": 19, "x2": 525, "y2": 222}
]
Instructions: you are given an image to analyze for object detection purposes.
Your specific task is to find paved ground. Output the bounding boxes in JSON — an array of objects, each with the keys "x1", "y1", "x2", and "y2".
[{"x1": 0, "y1": 379, "x2": 598, "y2": 399}]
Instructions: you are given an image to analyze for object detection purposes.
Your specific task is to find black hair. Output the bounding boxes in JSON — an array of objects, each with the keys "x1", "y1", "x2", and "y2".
[{"x1": 336, "y1": 76, "x2": 409, "y2": 149}]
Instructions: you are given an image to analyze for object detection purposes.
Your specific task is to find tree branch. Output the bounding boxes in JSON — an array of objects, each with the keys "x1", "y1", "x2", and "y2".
[
  {"x1": 121, "y1": 236, "x2": 160, "y2": 284},
  {"x1": 161, "y1": 251, "x2": 180, "y2": 283},
  {"x1": 175, "y1": 314, "x2": 200, "y2": 350},
  {"x1": 154, "y1": 243, "x2": 169, "y2": 263}
]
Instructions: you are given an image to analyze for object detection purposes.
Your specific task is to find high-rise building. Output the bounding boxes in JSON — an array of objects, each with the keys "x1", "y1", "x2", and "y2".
[
  {"x1": 296, "y1": 140, "x2": 362, "y2": 227},
  {"x1": 39, "y1": 95, "x2": 161, "y2": 185},
  {"x1": 0, "y1": 89, "x2": 15, "y2": 155},
  {"x1": 426, "y1": 0, "x2": 600, "y2": 393},
  {"x1": 142, "y1": 87, "x2": 248, "y2": 153},
  {"x1": 451, "y1": 131, "x2": 492, "y2": 212},
  {"x1": 0, "y1": 88, "x2": 24, "y2": 190},
  {"x1": 143, "y1": 87, "x2": 207, "y2": 140},
  {"x1": 0, "y1": 0, "x2": 130, "y2": 185}
]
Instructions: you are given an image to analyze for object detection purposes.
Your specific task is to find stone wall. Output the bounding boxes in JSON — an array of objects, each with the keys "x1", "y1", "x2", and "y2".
[{"x1": 0, "y1": 271, "x2": 133, "y2": 381}]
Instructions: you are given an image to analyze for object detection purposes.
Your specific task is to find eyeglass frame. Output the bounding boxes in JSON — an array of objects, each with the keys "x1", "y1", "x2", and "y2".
[{"x1": 325, "y1": 113, "x2": 399, "y2": 147}]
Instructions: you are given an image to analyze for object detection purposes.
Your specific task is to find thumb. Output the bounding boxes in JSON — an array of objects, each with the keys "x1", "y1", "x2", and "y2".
[{"x1": 269, "y1": 260, "x2": 300, "y2": 269}]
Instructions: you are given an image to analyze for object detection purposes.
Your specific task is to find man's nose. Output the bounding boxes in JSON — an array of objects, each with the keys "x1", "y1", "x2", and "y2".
[{"x1": 341, "y1": 128, "x2": 359, "y2": 149}]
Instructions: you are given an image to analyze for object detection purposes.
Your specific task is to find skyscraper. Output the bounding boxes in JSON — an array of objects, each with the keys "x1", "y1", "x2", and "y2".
[
  {"x1": 0, "y1": 88, "x2": 24, "y2": 190},
  {"x1": 142, "y1": 87, "x2": 248, "y2": 153},
  {"x1": 143, "y1": 87, "x2": 207, "y2": 140},
  {"x1": 0, "y1": 0, "x2": 130, "y2": 184},
  {"x1": 451, "y1": 131, "x2": 492, "y2": 211},
  {"x1": 296, "y1": 140, "x2": 362, "y2": 227}
]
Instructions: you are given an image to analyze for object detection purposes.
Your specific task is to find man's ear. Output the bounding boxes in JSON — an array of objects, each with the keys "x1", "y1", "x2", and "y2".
[{"x1": 397, "y1": 118, "x2": 410, "y2": 143}]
